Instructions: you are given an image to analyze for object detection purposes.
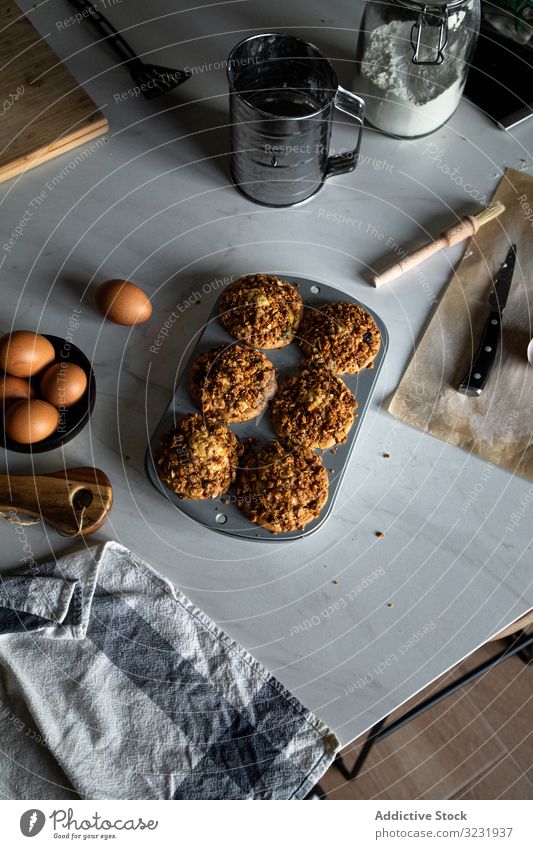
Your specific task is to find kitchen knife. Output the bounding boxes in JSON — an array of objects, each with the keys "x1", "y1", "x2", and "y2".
[{"x1": 458, "y1": 244, "x2": 517, "y2": 396}]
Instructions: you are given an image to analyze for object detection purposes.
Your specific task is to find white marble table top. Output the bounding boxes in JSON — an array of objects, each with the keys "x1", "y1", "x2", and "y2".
[{"x1": 1, "y1": 0, "x2": 531, "y2": 746}]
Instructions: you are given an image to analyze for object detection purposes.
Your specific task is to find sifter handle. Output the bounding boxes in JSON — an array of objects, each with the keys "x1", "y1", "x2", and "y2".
[{"x1": 326, "y1": 87, "x2": 365, "y2": 179}]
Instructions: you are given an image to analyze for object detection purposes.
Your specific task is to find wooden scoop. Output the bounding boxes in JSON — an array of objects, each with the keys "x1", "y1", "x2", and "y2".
[{"x1": 0, "y1": 467, "x2": 113, "y2": 536}]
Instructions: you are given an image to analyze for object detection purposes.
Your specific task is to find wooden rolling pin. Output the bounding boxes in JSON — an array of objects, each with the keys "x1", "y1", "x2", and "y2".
[
  {"x1": 371, "y1": 202, "x2": 505, "y2": 288},
  {"x1": 0, "y1": 467, "x2": 112, "y2": 536}
]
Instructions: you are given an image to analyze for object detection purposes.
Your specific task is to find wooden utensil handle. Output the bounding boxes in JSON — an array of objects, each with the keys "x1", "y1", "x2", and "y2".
[
  {"x1": 0, "y1": 467, "x2": 113, "y2": 536},
  {"x1": 371, "y1": 215, "x2": 479, "y2": 287},
  {"x1": 372, "y1": 238, "x2": 444, "y2": 287}
]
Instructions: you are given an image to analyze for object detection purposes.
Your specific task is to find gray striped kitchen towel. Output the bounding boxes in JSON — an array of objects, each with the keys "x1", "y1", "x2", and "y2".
[{"x1": 0, "y1": 541, "x2": 338, "y2": 799}]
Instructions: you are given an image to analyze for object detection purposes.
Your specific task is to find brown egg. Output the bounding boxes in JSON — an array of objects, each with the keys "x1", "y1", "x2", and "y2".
[
  {"x1": 0, "y1": 331, "x2": 55, "y2": 378},
  {"x1": 40, "y1": 362, "x2": 88, "y2": 408},
  {"x1": 0, "y1": 374, "x2": 35, "y2": 408},
  {"x1": 5, "y1": 399, "x2": 60, "y2": 444},
  {"x1": 96, "y1": 279, "x2": 152, "y2": 325}
]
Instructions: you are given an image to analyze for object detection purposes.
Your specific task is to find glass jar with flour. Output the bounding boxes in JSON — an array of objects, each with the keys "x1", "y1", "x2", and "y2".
[{"x1": 355, "y1": 0, "x2": 480, "y2": 137}]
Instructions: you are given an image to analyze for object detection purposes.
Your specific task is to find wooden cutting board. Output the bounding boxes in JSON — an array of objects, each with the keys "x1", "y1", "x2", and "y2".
[
  {"x1": 389, "y1": 168, "x2": 533, "y2": 481},
  {"x1": 0, "y1": 1, "x2": 108, "y2": 183}
]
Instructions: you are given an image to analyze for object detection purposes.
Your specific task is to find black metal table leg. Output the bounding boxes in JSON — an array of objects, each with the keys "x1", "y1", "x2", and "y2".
[
  {"x1": 327, "y1": 630, "x2": 533, "y2": 788},
  {"x1": 334, "y1": 716, "x2": 389, "y2": 782}
]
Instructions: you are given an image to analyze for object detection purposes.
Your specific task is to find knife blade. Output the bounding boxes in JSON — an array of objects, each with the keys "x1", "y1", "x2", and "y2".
[{"x1": 458, "y1": 244, "x2": 517, "y2": 396}]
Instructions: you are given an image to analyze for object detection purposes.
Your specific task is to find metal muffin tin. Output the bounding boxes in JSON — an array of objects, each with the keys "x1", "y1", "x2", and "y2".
[{"x1": 146, "y1": 276, "x2": 388, "y2": 542}]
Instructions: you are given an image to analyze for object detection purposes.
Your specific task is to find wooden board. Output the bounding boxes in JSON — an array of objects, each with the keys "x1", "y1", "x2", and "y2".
[
  {"x1": 0, "y1": 1, "x2": 108, "y2": 183},
  {"x1": 389, "y1": 168, "x2": 533, "y2": 481}
]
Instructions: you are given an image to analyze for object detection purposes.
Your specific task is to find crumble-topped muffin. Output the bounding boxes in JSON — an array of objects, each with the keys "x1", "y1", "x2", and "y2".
[
  {"x1": 189, "y1": 344, "x2": 277, "y2": 423},
  {"x1": 298, "y1": 301, "x2": 381, "y2": 374},
  {"x1": 218, "y1": 274, "x2": 304, "y2": 349},
  {"x1": 155, "y1": 414, "x2": 241, "y2": 500},
  {"x1": 271, "y1": 362, "x2": 357, "y2": 449},
  {"x1": 236, "y1": 440, "x2": 329, "y2": 533}
]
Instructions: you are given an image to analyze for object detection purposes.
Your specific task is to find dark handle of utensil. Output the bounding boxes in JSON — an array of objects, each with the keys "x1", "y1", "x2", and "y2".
[
  {"x1": 326, "y1": 87, "x2": 365, "y2": 178},
  {"x1": 65, "y1": 0, "x2": 143, "y2": 69},
  {"x1": 457, "y1": 310, "x2": 501, "y2": 396}
]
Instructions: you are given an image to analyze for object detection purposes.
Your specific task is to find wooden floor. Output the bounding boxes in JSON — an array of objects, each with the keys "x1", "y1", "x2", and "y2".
[{"x1": 316, "y1": 637, "x2": 533, "y2": 800}]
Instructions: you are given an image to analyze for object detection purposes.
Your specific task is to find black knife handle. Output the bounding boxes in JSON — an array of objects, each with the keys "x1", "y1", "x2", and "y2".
[
  {"x1": 65, "y1": 0, "x2": 142, "y2": 68},
  {"x1": 458, "y1": 310, "x2": 502, "y2": 396}
]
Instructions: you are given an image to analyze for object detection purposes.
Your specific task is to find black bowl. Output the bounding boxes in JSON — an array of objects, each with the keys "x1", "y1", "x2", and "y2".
[{"x1": 1, "y1": 335, "x2": 96, "y2": 453}]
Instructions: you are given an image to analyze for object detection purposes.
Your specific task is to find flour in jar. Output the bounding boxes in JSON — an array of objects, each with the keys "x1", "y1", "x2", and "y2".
[{"x1": 358, "y1": 10, "x2": 472, "y2": 137}]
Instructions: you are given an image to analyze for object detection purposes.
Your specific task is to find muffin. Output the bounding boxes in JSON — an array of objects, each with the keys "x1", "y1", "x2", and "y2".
[
  {"x1": 236, "y1": 440, "x2": 329, "y2": 534},
  {"x1": 219, "y1": 274, "x2": 303, "y2": 349},
  {"x1": 190, "y1": 344, "x2": 277, "y2": 423},
  {"x1": 155, "y1": 414, "x2": 241, "y2": 500},
  {"x1": 298, "y1": 301, "x2": 381, "y2": 374},
  {"x1": 271, "y1": 362, "x2": 357, "y2": 449}
]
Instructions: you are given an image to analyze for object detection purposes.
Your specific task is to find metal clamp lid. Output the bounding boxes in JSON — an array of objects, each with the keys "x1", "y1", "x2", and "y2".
[
  {"x1": 411, "y1": 4, "x2": 449, "y2": 64},
  {"x1": 396, "y1": 0, "x2": 466, "y2": 8},
  {"x1": 396, "y1": 0, "x2": 470, "y2": 65}
]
